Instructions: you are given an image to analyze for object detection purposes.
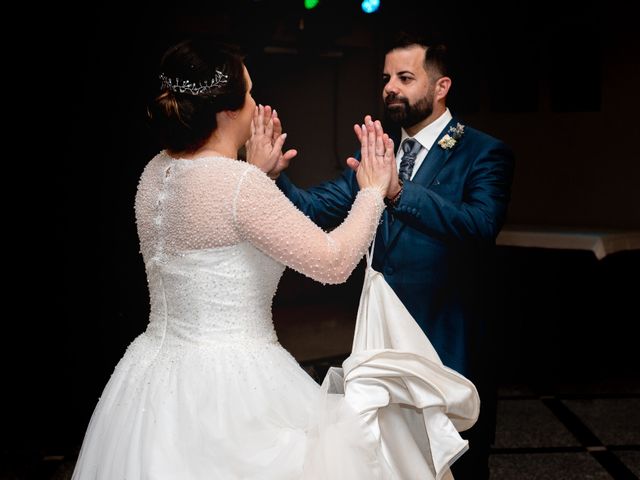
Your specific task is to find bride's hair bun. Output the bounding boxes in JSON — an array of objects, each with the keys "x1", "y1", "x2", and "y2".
[{"x1": 147, "y1": 38, "x2": 247, "y2": 153}]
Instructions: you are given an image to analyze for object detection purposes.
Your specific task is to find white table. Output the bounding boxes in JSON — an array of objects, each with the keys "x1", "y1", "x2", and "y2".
[{"x1": 496, "y1": 225, "x2": 640, "y2": 260}]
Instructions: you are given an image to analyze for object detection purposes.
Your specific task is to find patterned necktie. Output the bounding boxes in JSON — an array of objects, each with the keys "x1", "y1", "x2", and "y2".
[{"x1": 398, "y1": 138, "x2": 422, "y2": 182}]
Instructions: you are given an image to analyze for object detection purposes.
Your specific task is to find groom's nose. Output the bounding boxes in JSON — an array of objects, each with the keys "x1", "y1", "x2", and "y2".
[{"x1": 383, "y1": 78, "x2": 399, "y2": 97}]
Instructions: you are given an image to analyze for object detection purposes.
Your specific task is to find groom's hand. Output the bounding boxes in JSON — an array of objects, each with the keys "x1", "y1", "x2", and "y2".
[{"x1": 267, "y1": 109, "x2": 297, "y2": 179}]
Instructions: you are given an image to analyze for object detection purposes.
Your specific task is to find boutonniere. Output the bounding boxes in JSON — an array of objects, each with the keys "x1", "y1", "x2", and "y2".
[{"x1": 438, "y1": 123, "x2": 465, "y2": 150}]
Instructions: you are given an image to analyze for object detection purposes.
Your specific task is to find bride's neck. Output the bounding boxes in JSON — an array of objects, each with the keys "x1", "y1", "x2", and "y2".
[{"x1": 170, "y1": 133, "x2": 238, "y2": 160}]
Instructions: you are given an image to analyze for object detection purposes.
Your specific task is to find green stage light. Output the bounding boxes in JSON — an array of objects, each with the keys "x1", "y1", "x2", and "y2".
[{"x1": 304, "y1": 0, "x2": 319, "y2": 9}]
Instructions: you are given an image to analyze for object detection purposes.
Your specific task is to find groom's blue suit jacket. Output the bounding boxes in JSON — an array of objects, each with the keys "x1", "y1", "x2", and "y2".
[{"x1": 277, "y1": 118, "x2": 515, "y2": 377}]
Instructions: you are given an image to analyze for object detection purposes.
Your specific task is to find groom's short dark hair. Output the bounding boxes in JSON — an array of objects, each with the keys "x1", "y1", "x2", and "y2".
[{"x1": 385, "y1": 31, "x2": 449, "y2": 79}]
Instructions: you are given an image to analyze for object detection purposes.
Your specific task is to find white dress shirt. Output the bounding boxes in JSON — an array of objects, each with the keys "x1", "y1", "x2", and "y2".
[{"x1": 396, "y1": 108, "x2": 453, "y2": 180}]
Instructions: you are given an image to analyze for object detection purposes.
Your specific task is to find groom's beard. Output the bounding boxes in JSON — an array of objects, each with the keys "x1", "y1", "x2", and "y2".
[{"x1": 384, "y1": 87, "x2": 435, "y2": 129}]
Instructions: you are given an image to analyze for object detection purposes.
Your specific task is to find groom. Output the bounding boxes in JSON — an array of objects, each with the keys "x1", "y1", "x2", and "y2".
[{"x1": 271, "y1": 32, "x2": 514, "y2": 479}]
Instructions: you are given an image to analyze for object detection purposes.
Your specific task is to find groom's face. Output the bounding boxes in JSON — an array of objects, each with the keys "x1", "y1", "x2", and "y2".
[{"x1": 382, "y1": 45, "x2": 435, "y2": 129}]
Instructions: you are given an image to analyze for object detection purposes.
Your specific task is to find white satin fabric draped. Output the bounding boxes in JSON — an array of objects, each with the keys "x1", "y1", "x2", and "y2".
[{"x1": 335, "y1": 254, "x2": 480, "y2": 479}]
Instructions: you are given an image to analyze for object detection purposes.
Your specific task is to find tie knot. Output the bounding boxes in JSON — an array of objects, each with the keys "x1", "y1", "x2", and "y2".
[
  {"x1": 398, "y1": 138, "x2": 421, "y2": 182},
  {"x1": 401, "y1": 138, "x2": 421, "y2": 156}
]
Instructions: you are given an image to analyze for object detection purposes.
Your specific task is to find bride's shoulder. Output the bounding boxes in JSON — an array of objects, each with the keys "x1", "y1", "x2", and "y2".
[
  {"x1": 237, "y1": 160, "x2": 269, "y2": 177},
  {"x1": 192, "y1": 158, "x2": 268, "y2": 184},
  {"x1": 141, "y1": 150, "x2": 171, "y2": 173},
  {"x1": 234, "y1": 162, "x2": 277, "y2": 191},
  {"x1": 140, "y1": 152, "x2": 270, "y2": 185},
  {"x1": 137, "y1": 151, "x2": 166, "y2": 181}
]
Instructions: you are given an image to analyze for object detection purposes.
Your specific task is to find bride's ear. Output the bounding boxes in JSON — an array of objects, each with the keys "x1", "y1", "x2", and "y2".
[{"x1": 216, "y1": 109, "x2": 239, "y2": 127}]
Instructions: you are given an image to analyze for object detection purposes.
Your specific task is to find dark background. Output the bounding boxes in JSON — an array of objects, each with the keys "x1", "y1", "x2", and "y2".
[{"x1": 8, "y1": 0, "x2": 639, "y2": 477}]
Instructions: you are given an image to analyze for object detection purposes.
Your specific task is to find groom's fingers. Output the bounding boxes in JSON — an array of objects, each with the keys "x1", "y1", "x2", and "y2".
[
  {"x1": 384, "y1": 136, "x2": 395, "y2": 165},
  {"x1": 374, "y1": 120, "x2": 384, "y2": 161},
  {"x1": 346, "y1": 157, "x2": 360, "y2": 172},
  {"x1": 272, "y1": 111, "x2": 282, "y2": 142},
  {"x1": 282, "y1": 149, "x2": 298, "y2": 162},
  {"x1": 353, "y1": 123, "x2": 363, "y2": 142},
  {"x1": 279, "y1": 149, "x2": 298, "y2": 172}
]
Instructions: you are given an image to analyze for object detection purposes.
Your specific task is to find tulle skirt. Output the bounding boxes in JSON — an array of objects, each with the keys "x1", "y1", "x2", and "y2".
[{"x1": 71, "y1": 333, "x2": 390, "y2": 479}]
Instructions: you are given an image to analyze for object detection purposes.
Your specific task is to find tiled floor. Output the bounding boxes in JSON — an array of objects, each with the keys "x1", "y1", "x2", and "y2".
[
  {"x1": 489, "y1": 383, "x2": 640, "y2": 479},
  {"x1": 6, "y1": 302, "x2": 638, "y2": 480}
]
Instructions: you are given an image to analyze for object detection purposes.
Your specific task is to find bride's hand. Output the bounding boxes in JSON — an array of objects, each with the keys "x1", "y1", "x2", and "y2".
[
  {"x1": 346, "y1": 114, "x2": 376, "y2": 172},
  {"x1": 356, "y1": 118, "x2": 394, "y2": 197},
  {"x1": 246, "y1": 105, "x2": 287, "y2": 175}
]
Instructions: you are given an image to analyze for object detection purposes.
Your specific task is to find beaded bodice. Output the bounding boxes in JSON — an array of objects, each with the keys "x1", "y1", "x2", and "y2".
[
  {"x1": 144, "y1": 244, "x2": 282, "y2": 345},
  {"x1": 134, "y1": 152, "x2": 384, "y2": 345}
]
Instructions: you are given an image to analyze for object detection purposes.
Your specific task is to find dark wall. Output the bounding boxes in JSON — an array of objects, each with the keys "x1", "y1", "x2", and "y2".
[{"x1": 15, "y1": 0, "x2": 640, "y2": 471}]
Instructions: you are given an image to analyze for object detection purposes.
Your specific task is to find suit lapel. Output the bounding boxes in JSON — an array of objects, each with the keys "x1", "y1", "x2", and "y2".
[
  {"x1": 412, "y1": 118, "x2": 458, "y2": 186},
  {"x1": 385, "y1": 119, "x2": 458, "y2": 253}
]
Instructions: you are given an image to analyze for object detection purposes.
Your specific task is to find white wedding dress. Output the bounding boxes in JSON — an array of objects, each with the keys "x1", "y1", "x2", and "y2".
[{"x1": 72, "y1": 152, "x2": 479, "y2": 480}]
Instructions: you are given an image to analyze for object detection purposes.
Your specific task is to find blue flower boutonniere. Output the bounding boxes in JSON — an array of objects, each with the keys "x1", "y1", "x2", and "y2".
[{"x1": 438, "y1": 123, "x2": 465, "y2": 150}]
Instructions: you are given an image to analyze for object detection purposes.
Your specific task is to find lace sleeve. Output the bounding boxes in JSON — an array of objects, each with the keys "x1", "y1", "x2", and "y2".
[{"x1": 233, "y1": 165, "x2": 384, "y2": 284}]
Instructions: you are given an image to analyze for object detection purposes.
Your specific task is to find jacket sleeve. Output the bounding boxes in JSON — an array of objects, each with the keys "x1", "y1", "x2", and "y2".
[
  {"x1": 276, "y1": 167, "x2": 359, "y2": 230},
  {"x1": 390, "y1": 140, "x2": 515, "y2": 244}
]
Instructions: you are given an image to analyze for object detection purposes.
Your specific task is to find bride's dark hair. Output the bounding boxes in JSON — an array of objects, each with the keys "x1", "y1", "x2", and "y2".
[{"x1": 147, "y1": 38, "x2": 247, "y2": 154}]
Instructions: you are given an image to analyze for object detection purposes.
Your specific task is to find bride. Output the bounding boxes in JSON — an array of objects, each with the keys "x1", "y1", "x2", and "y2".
[{"x1": 71, "y1": 38, "x2": 478, "y2": 480}]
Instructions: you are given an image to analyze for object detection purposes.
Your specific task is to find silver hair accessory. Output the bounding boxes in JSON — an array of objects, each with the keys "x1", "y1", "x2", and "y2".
[{"x1": 159, "y1": 69, "x2": 229, "y2": 95}]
